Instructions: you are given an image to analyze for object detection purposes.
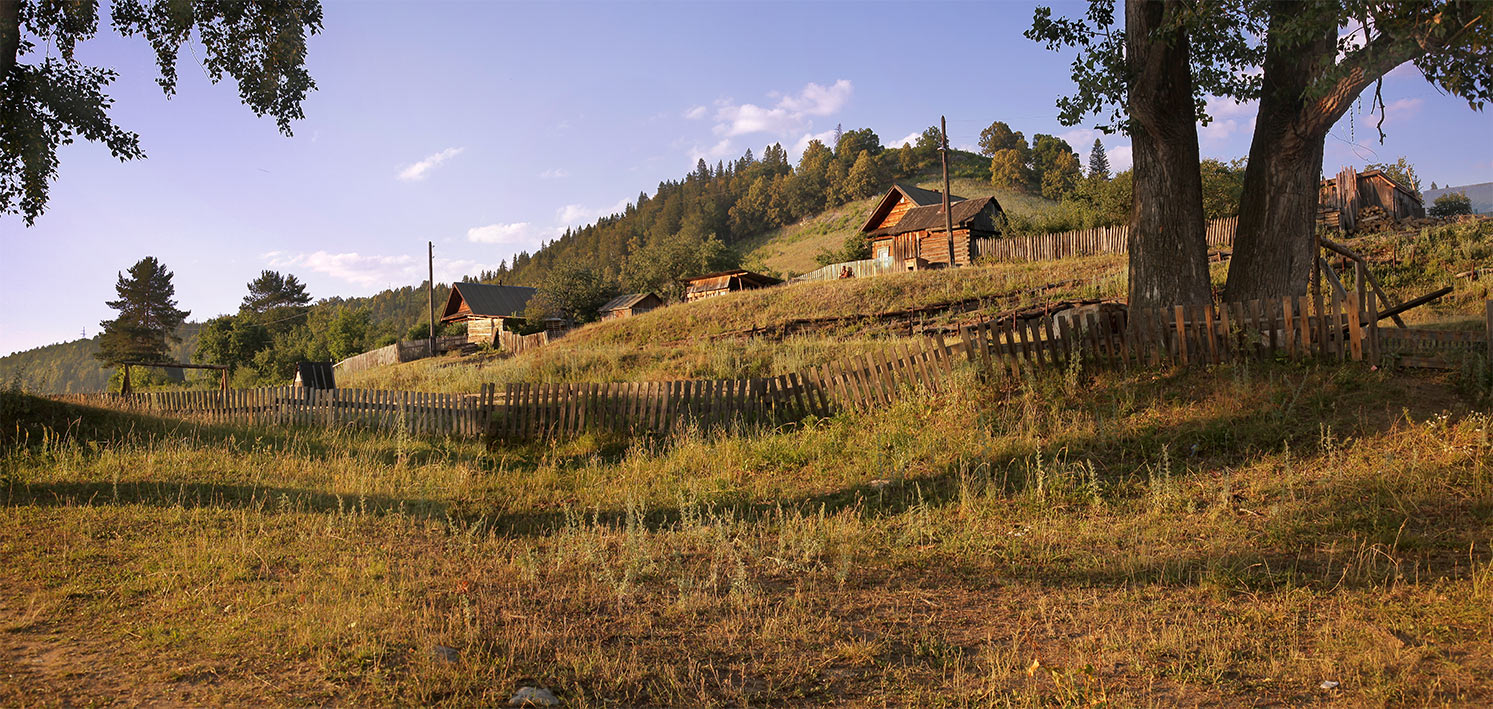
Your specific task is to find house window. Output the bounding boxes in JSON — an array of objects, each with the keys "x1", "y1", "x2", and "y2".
[{"x1": 874, "y1": 243, "x2": 891, "y2": 260}]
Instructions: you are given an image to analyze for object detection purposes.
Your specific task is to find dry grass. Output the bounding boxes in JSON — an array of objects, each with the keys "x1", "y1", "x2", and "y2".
[{"x1": 4, "y1": 356, "x2": 1493, "y2": 706}]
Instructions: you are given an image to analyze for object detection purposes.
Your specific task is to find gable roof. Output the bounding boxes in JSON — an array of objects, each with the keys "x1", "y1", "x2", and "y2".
[
  {"x1": 865, "y1": 196, "x2": 1003, "y2": 238},
  {"x1": 440, "y1": 282, "x2": 537, "y2": 321},
  {"x1": 1358, "y1": 169, "x2": 1423, "y2": 203},
  {"x1": 859, "y1": 183, "x2": 968, "y2": 232},
  {"x1": 598, "y1": 292, "x2": 658, "y2": 313}
]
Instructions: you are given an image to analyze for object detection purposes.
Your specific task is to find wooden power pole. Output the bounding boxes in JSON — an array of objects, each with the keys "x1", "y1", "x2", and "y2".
[
  {"x1": 428, "y1": 241, "x2": 436, "y2": 358},
  {"x1": 940, "y1": 116, "x2": 955, "y2": 267}
]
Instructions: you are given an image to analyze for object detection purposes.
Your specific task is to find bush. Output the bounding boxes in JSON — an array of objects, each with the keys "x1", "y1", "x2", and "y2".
[{"x1": 1430, "y1": 191, "x2": 1473, "y2": 218}]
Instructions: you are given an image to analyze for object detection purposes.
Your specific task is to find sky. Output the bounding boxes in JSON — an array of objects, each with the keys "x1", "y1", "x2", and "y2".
[{"x1": 3, "y1": 0, "x2": 1491, "y2": 356}]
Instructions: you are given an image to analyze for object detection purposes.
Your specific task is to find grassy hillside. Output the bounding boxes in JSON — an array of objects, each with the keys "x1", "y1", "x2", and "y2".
[
  {"x1": 340, "y1": 253, "x2": 1129, "y2": 392},
  {"x1": 4, "y1": 352, "x2": 1491, "y2": 704},
  {"x1": 740, "y1": 177, "x2": 1060, "y2": 277}
]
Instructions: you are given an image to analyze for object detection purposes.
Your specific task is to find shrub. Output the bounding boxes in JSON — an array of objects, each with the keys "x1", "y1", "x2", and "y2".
[{"x1": 1430, "y1": 191, "x2": 1473, "y2": 218}]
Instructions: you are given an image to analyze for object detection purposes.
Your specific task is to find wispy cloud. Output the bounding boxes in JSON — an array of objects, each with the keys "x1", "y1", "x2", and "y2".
[
  {"x1": 889, "y1": 131, "x2": 922, "y2": 149},
  {"x1": 467, "y1": 222, "x2": 537, "y2": 244},
  {"x1": 397, "y1": 147, "x2": 465, "y2": 182},
  {"x1": 790, "y1": 129, "x2": 839, "y2": 161},
  {"x1": 557, "y1": 198, "x2": 631, "y2": 228},
  {"x1": 683, "y1": 105, "x2": 707, "y2": 120},
  {"x1": 539, "y1": 167, "x2": 570, "y2": 179},
  {"x1": 265, "y1": 250, "x2": 417, "y2": 288},
  {"x1": 710, "y1": 79, "x2": 853, "y2": 138},
  {"x1": 688, "y1": 139, "x2": 737, "y2": 165},
  {"x1": 1199, "y1": 97, "x2": 1257, "y2": 145},
  {"x1": 1107, "y1": 145, "x2": 1133, "y2": 172}
]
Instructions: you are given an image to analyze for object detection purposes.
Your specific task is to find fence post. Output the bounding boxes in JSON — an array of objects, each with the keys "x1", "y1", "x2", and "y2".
[{"x1": 1486, "y1": 300, "x2": 1493, "y2": 365}]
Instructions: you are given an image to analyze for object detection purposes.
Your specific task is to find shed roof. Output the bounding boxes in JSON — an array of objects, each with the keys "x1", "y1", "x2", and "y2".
[
  {"x1": 598, "y1": 292, "x2": 657, "y2": 313},
  {"x1": 860, "y1": 183, "x2": 968, "y2": 232},
  {"x1": 684, "y1": 270, "x2": 782, "y2": 296},
  {"x1": 440, "y1": 282, "x2": 537, "y2": 321},
  {"x1": 865, "y1": 196, "x2": 1002, "y2": 238}
]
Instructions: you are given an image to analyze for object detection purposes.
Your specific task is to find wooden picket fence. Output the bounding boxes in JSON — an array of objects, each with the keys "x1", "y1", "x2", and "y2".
[
  {"x1": 54, "y1": 385, "x2": 502, "y2": 438},
  {"x1": 51, "y1": 299, "x2": 1493, "y2": 443},
  {"x1": 973, "y1": 215, "x2": 1238, "y2": 263}
]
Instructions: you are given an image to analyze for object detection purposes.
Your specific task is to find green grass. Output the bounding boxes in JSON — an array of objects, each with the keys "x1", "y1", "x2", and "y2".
[{"x1": 5, "y1": 355, "x2": 1493, "y2": 705}]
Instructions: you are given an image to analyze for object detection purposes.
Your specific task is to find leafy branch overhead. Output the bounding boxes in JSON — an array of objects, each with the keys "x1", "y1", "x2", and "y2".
[{"x1": 0, "y1": 0, "x2": 323, "y2": 225}]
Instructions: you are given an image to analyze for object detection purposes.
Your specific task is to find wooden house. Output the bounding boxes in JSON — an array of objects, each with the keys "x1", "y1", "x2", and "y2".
[
  {"x1": 684, "y1": 270, "x2": 782, "y2": 302},
  {"x1": 860, "y1": 183, "x2": 1004, "y2": 268},
  {"x1": 1318, "y1": 166, "x2": 1425, "y2": 231},
  {"x1": 439, "y1": 282, "x2": 538, "y2": 343},
  {"x1": 598, "y1": 292, "x2": 663, "y2": 320}
]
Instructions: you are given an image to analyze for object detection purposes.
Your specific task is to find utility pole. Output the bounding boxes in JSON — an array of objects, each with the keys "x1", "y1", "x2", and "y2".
[
  {"x1": 428, "y1": 241, "x2": 435, "y2": 358},
  {"x1": 940, "y1": 115, "x2": 955, "y2": 268}
]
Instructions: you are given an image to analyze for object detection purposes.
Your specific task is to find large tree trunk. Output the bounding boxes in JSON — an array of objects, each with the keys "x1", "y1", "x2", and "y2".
[
  {"x1": 1125, "y1": 0, "x2": 1211, "y2": 310},
  {"x1": 0, "y1": 0, "x2": 20, "y2": 86},
  {"x1": 1225, "y1": 7, "x2": 1336, "y2": 302},
  {"x1": 1224, "y1": 1, "x2": 1457, "y2": 301}
]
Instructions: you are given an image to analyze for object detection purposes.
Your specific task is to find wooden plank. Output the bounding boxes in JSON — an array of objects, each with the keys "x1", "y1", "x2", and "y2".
[
  {"x1": 1346, "y1": 292, "x2": 1364, "y2": 361},
  {"x1": 1329, "y1": 283, "x2": 1343, "y2": 361},
  {"x1": 1173, "y1": 306, "x2": 1189, "y2": 366},
  {"x1": 1486, "y1": 300, "x2": 1493, "y2": 365}
]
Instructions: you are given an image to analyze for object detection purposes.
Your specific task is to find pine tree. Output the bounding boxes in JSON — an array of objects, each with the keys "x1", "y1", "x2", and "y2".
[
  {"x1": 242, "y1": 270, "x2": 312, "y2": 313},
  {"x1": 96, "y1": 257, "x2": 190, "y2": 366},
  {"x1": 1088, "y1": 139, "x2": 1111, "y2": 180}
]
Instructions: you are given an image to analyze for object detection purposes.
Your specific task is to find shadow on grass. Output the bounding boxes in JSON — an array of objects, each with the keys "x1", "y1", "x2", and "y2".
[{"x1": 1, "y1": 480, "x2": 450, "y2": 519}]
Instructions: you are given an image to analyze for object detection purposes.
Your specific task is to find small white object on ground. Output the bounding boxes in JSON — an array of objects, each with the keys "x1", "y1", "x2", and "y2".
[
  {"x1": 508, "y1": 686, "x2": 560, "y2": 707},
  {"x1": 1320, "y1": 680, "x2": 1340, "y2": 690}
]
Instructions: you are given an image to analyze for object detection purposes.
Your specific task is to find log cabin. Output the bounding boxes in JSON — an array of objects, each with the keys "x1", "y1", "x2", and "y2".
[
  {"x1": 684, "y1": 270, "x2": 782, "y2": 302},
  {"x1": 598, "y1": 292, "x2": 664, "y2": 320},
  {"x1": 861, "y1": 183, "x2": 1004, "y2": 268},
  {"x1": 439, "y1": 282, "x2": 538, "y2": 343},
  {"x1": 1318, "y1": 166, "x2": 1425, "y2": 231}
]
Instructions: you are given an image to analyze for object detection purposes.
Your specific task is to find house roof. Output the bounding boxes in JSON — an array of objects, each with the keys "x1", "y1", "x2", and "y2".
[
  {"x1": 684, "y1": 269, "x2": 782, "y2": 296},
  {"x1": 440, "y1": 282, "x2": 537, "y2": 321},
  {"x1": 598, "y1": 292, "x2": 657, "y2": 312},
  {"x1": 865, "y1": 196, "x2": 1002, "y2": 238},
  {"x1": 859, "y1": 183, "x2": 968, "y2": 232}
]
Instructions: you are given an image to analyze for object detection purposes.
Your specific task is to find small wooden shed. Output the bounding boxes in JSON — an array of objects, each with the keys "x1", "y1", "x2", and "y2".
[
  {"x1": 598, "y1": 292, "x2": 663, "y2": 320},
  {"x1": 440, "y1": 282, "x2": 538, "y2": 343},
  {"x1": 860, "y1": 183, "x2": 1004, "y2": 267},
  {"x1": 1318, "y1": 166, "x2": 1425, "y2": 231},
  {"x1": 684, "y1": 270, "x2": 782, "y2": 302}
]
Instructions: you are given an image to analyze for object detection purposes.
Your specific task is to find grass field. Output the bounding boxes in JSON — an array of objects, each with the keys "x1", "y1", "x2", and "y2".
[{"x1": 4, "y1": 352, "x2": 1492, "y2": 705}]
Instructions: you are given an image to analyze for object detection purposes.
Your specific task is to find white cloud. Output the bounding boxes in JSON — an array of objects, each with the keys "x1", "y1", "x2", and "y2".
[
  {"x1": 776, "y1": 79, "x2": 853, "y2": 116},
  {"x1": 708, "y1": 79, "x2": 854, "y2": 139},
  {"x1": 790, "y1": 129, "x2": 839, "y2": 162},
  {"x1": 1058, "y1": 128, "x2": 1099, "y2": 149},
  {"x1": 467, "y1": 222, "x2": 536, "y2": 244},
  {"x1": 1107, "y1": 145, "x2": 1133, "y2": 173},
  {"x1": 688, "y1": 139, "x2": 737, "y2": 164},
  {"x1": 539, "y1": 167, "x2": 570, "y2": 179},
  {"x1": 397, "y1": 147, "x2": 465, "y2": 182},
  {"x1": 890, "y1": 131, "x2": 923, "y2": 149},
  {"x1": 715, "y1": 103, "x2": 803, "y2": 137},
  {"x1": 557, "y1": 198, "x2": 631, "y2": 227},
  {"x1": 1380, "y1": 97, "x2": 1423, "y2": 125},
  {"x1": 683, "y1": 105, "x2": 707, "y2": 120},
  {"x1": 265, "y1": 250, "x2": 418, "y2": 289}
]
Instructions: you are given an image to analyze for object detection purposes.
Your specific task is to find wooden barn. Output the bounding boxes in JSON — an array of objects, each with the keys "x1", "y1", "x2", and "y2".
[
  {"x1": 860, "y1": 183, "x2": 1004, "y2": 268},
  {"x1": 439, "y1": 282, "x2": 537, "y2": 343},
  {"x1": 684, "y1": 270, "x2": 782, "y2": 302},
  {"x1": 1319, "y1": 166, "x2": 1425, "y2": 232},
  {"x1": 598, "y1": 292, "x2": 663, "y2": 320}
]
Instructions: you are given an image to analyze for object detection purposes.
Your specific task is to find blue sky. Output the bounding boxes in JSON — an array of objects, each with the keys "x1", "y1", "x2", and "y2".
[{"x1": 3, "y1": 0, "x2": 1491, "y2": 355}]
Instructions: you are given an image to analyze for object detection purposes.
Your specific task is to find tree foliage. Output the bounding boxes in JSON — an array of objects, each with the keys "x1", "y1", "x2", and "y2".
[
  {"x1": 1429, "y1": 191, "x2": 1473, "y2": 217},
  {"x1": 1366, "y1": 156, "x2": 1423, "y2": 195},
  {"x1": 96, "y1": 257, "x2": 190, "y2": 366},
  {"x1": 1, "y1": 0, "x2": 323, "y2": 225},
  {"x1": 1087, "y1": 138, "x2": 1110, "y2": 179}
]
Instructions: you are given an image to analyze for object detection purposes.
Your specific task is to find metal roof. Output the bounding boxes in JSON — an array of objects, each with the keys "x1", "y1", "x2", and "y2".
[{"x1": 441, "y1": 282, "x2": 537, "y2": 321}]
